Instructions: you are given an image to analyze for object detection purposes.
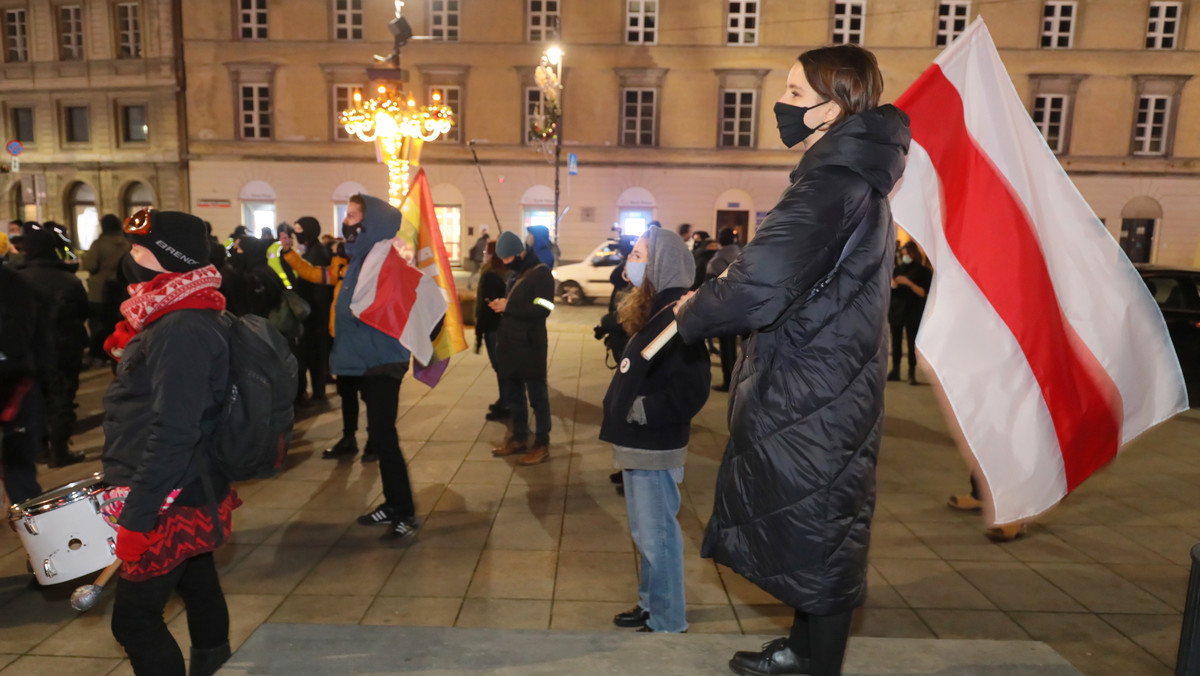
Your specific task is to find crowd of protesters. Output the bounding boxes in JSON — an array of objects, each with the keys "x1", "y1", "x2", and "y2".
[{"x1": 0, "y1": 43, "x2": 969, "y2": 676}]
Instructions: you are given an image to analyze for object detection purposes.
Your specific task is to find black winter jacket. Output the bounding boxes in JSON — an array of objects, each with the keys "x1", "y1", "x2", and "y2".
[
  {"x1": 599, "y1": 288, "x2": 710, "y2": 450},
  {"x1": 675, "y1": 106, "x2": 911, "y2": 614},
  {"x1": 474, "y1": 266, "x2": 509, "y2": 335},
  {"x1": 495, "y1": 254, "x2": 555, "y2": 381},
  {"x1": 17, "y1": 258, "x2": 89, "y2": 357},
  {"x1": 102, "y1": 309, "x2": 230, "y2": 533}
]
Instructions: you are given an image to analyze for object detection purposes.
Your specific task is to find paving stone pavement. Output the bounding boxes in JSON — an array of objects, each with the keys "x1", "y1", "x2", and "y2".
[{"x1": 0, "y1": 304, "x2": 1196, "y2": 676}]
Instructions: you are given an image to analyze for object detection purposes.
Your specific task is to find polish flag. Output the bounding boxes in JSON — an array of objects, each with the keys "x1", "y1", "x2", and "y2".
[
  {"x1": 350, "y1": 236, "x2": 449, "y2": 367},
  {"x1": 890, "y1": 19, "x2": 1188, "y2": 524}
]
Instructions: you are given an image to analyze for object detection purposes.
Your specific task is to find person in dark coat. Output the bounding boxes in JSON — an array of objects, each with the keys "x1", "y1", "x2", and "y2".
[
  {"x1": 475, "y1": 241, "x2": 511, "y2": 421},
  {"x1": 291, "y1": 216, "x2": 334, "y2": 404},
  {"x1": 490, "y1": 231, "x2": 556, "y2": 466},
  {"x1": 601, "y1": 227, "x2": 710, "y2": 634},
  {"x1": 101, "y1": 210, "x2": 237, "y2": 676},
  {"x1": 673, "y1": 44, "x2": 910, "y2": 676},
  {"x1": 17, "y1": 222, "x2": 89, "y2": 467},
  {"x1": 706, "y1": 228, "x2": 744, "y2": 392},
  {"x1": 887, "y1": 240, "x2": 932, "y2": 385},
  {"x1": 82, "y1": 214, "x2": 131, "y2": 362},
  {"x1": 225, "y1": 235, "x2": 284, "y2": 319},
  {"x1": 0, "y1": 263, "x2": 51, "y2": 504}
]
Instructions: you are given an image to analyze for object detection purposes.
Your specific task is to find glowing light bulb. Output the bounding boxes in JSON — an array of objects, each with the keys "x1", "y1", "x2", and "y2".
[{"x1": 546, "y1": 47, "x2": 562, "y2": 65}]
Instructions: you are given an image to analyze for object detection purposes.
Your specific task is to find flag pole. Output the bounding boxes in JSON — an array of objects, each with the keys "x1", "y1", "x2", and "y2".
[{"x1": 468, "y1": 140, "x2": 504, "y2": 233}]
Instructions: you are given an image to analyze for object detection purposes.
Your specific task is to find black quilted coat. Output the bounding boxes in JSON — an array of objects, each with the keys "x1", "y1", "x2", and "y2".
[{"x1": 675, "y1": 105, "x2": 911, "y2": 614}]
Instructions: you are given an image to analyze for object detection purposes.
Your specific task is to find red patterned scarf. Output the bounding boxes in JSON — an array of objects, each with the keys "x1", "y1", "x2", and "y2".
[{"x1": 105, "y1": 265, "x2": 226, "y2": 360}]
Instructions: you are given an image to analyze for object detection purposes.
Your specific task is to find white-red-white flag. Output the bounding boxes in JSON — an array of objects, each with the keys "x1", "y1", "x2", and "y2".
[{"x1": 890, "y1": 19, "x2": 1188, "y2": 524}]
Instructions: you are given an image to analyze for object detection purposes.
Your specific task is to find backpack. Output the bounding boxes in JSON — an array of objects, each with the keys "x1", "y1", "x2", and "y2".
[{"x1": 212, "y1": 312, "x2": 297, "y2": 480}]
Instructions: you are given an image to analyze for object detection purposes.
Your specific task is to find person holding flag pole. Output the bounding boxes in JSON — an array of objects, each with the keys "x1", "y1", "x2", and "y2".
[{"x1": 670, "y1": 45, "x2": 910, "y2": 676}]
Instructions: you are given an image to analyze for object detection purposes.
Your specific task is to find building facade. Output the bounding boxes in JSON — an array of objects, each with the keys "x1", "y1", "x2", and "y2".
[
  {"x1": 20, "y1": 1, "x2": 1197, "y2": 266},
  {"x1": 0, "y1": 0, "x2": 186, "y2": 249}
]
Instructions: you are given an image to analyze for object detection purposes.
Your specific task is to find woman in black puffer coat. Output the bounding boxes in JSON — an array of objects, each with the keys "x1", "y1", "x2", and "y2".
[{"x1": 674, "y1": 45, "x2": 911, "y2": 676}]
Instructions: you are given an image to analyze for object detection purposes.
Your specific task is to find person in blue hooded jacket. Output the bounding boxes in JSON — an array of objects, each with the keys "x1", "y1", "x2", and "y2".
[
  {"x1": 282, "y1": 194, "x2": 419, "y2": 540},
  {"x1": 526, "y1": 224, "x2": 556, "y2": 269}
]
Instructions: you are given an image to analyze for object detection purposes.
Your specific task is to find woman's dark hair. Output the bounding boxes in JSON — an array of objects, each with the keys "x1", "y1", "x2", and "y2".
[
  {"x1": 483, "y1": 240, "x2": 507, "y2": 274},
  {"x1": 799, "y1": 44, "x2": 883, "y2": 126},
  {"x1": 717, "y1": 228, "x2": 736, "y2": 246},
  {"x1": 901, "y1": 241, "x2": 922, "y2": 259}
]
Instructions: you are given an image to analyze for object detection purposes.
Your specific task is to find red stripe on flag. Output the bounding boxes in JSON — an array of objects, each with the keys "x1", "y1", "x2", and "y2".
[{"x1": 896, "y1": 66, "x2": 1121, "y2": 491}]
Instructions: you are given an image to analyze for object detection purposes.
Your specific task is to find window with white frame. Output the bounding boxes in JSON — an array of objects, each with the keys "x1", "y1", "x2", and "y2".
[
  {"x1": 429, "y1": 86, "x2": 462, "y2": 143},
  {"x1": 622, "y1": 89, "x2": 657, "y2": 146},
  {"x1": 627, "y1": 1, "x2": 657, "y2": 44},
  {"x1": 58, "y1": 5, "x2": 84, "y2": 60},
  {"x1": 833, "y1": 1, "x2": 865, "y2": 45},
  {"x1": 334, "y1": 0, "x2": 363, "y2": 40},
  {"x1": 528, "y1": 0, "x2": 559, "y2": 42},
  {"x1": 115, "y1": 3, "x2": 141, "y2": 58},
  {"x1": 1041, "y1": 1, "x2": 1075, "y2": 48},
  {"x1": 1032, "y1": 95, "x2": 1068, "y2": 154},
  {"x1": 936, "y1": 1, "x2": 970, "y2": 46},
  {"x1": 720, "y1": 90, "x2": 756, "y2": 148},
  {"x1": 3, "y1": 9, "x2": 28, "y2": 63},
  {"x1": 1133, "y1": 96, "x2": 1170, "y2": 156},
  {"x1": 332, "y1": 84, "x2": 362, "y2": 140},
  {"x1": 240, "y1": 84, "x2": 272, "y2": 139},
  {"x1": 430, "y1": 0, "x2": 459, "y2": 41},
  {"x1": 726, "y1": 2, "x2": 758, "y2": 45},
  {"x1": 1146, "y1": 1, "x2": 1181, "y2": 49},
  {"x1": 523, "y1": 87, "x2": 544, "y2": 144},
  {"x1": 240, "y1": 0, "x2": 268, "y2": 40}
]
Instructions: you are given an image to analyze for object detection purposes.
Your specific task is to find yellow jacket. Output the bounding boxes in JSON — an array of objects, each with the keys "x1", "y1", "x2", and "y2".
[{"x1": 283, "y1": 249, "x2": 347, "y2": 337}]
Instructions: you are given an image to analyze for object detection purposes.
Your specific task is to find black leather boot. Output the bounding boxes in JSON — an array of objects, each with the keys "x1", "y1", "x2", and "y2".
[
  {"x1": 322, "y1": 436, "x2": 357, "y2": 460},
  {"x1": 729, "y1": 637, "x2": 811, "y2": 675},
  {"x1": 189, "y1": 642, "x2": 231, "y2": 676}
]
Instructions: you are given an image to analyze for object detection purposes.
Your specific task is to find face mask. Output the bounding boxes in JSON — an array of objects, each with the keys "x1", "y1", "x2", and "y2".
[
  {"x1": 901, "y1": 254, "x2": 913, "y2": 265},
  {"x1": 342, "y1": 222, "x2": 362, "y2": 243},
  {"x1": 122, "y1": 254, "x2": 160, "y2": 284},
  {"x1": 774, "y1": 100, "x2": 831, "y2": 148},
  {"x1": 626, "y1": 261, "x2": 647, "y2": 288}
]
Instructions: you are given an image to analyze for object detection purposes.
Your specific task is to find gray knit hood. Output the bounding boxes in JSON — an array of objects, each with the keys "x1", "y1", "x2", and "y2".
[{"x1": 643, "y1": 227, "x2": 693, "y2": 293}]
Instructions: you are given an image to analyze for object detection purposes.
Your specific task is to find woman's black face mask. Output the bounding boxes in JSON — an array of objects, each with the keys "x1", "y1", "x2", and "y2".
[
  {"x1": 121, "y1": 254, "x2": 160, "y2": 284},
  {"x1": 774, "y1": 99, "x2": 831, "y2": 148}
]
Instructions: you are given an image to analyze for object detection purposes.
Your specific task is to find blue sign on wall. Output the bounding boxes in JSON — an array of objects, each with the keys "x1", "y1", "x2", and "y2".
[{"x1": 567, "y1": 153, "x2": 578, "y2": 175}]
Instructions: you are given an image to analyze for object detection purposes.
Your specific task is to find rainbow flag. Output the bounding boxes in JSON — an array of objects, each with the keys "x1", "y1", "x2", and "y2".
[{"x1": 397, "y1": 168, "x2": 468, "y2": 385}]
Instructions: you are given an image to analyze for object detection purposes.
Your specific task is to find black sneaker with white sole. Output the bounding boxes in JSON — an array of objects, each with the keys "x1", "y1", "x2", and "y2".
[{"x1": 357, "y1": 505, "x2": 397, "y2": 526}]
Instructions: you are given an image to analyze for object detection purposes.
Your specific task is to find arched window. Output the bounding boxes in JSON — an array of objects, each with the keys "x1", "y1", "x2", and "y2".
[
  {"x1": 239, "y1": 180, "x2": 277, "y2": 238},
  {"x1": 615, "y1": 187, "x2": 656, "y2": 237},
  {"x1": 122, "y1": 181, "x2": 153, "y2": 216},
  {"x1": 66, "y1": 181, "x2": 98, "y2": 250}
]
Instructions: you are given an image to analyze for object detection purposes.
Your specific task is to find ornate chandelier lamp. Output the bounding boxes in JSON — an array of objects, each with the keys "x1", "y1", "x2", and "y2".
[
  {"x1": 529, "y1": 46, "x2": 563, "y2": 157},
  {"x1": 338, "y1": 2, "x2": 454, "y2": 207}
]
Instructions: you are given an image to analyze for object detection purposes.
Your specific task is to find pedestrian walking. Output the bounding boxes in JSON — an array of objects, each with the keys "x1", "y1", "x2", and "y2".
[
  {"x1": 490, "y1": 231, "x2": 555, "y2": 466},
  {"x1": 466, "y1": 225, "x2": 490, "y2": 290},
  {"x1": 673, "y1": 44, "x2": 910, "y2": 676},
  {"x1": 102, "y1": 209, "x2": 239, "y2": 676},
  {"x1": 602, "y1": 227, "x2": 710, "y2": 634}
]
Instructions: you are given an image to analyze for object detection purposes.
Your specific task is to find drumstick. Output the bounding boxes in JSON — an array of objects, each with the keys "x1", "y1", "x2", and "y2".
[
  {"x1": 641, "y1": 266, "x2": 730, "y2": 361},
  {"x1": 70, "y1": 559, "x2": 122, "y2": 612}
]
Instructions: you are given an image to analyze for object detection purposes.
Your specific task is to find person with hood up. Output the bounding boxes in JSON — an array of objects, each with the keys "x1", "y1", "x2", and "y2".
[
  {"x1": 101, "y1": 209, "x2": 239, "y2": 676},
  {"x1": 290, "y1": 216, "x2": 334, "y2": 404},
  {"x1": 526, "y1": 224, "x2": 556, "y2": 269},
  {"x1": 489, "y1": 230, "x2": 556, "y2": 466},
  {"x1": 82, "y1": 213, "x2": 132, "y2": 363},
  {"x1": 225, "y1": 235, "x2": 285, "y2": 319},
  {"x1": 673, "y1": 44, "x2": 911, "y2": 676},
  {"x1": 16, "y1": 222, "x2": 89, "y2": 467},
  {"x1": 281, "y1": 195, "x2": 419, "y2": 539},
  {"x1": 601, "y1": 227, "x2": 710, "y2": 634}
]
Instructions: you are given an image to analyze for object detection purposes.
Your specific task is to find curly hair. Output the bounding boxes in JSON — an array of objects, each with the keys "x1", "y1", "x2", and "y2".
[{"x1": 617, "y1": 279, "x2": 657, "y2": 336}]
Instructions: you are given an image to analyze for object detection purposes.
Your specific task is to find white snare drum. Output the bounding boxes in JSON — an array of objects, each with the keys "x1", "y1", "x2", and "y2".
[{"x1": 7, "y1": 473, "x2": 118, "y2": 585}]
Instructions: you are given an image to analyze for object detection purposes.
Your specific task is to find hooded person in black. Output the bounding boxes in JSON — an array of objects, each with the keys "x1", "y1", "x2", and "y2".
[
  {"x1": 291, "y1": 216, "x2": 333, "y2": 403},
  {"x1": 225, "y1": 235, "x2": 284, "y2": 319},
  {"x1": 489, "y1": 231, "x2": 556, "y2": 466},
  {"x1": 16, "y1": 222, "x2": 89, "y2": 467},
  {"x1": 674, "y1": 45, "x2": 910, "y2": 676}
]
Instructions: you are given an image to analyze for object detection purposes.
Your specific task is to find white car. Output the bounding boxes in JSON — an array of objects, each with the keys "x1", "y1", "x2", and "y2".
[{"x1": 552, "y1": 240, "x2": 623, "y2": 305}]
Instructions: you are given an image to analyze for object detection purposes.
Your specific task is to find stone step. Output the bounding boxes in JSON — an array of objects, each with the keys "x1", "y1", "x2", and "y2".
[{"x1": 219, "y1": 624, "x2": 1084, "y2": 675}]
